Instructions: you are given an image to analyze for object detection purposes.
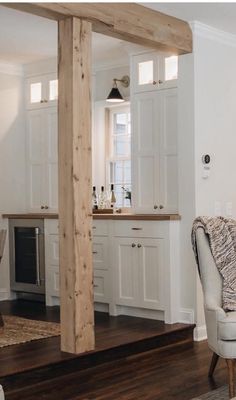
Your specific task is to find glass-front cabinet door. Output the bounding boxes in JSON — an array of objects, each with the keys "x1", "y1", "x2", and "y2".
[
  {"x1": 26, "y1": 73, "x2": 58, "y2": 110},
  {"x1": 132, "y1": 52, "x2": 160, "y2": 93},
  {"x1": 132, "y1": 52, "x2": 178, "y2": 93}
]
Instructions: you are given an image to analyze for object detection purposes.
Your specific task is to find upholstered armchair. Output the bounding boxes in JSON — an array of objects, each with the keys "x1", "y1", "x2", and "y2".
[{"x1": 196, "y1": 227, "x2": 236, "y2": 398}]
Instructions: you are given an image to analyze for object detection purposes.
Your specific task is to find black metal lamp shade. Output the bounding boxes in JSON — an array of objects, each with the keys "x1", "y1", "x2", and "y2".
[{"x1": 106, "y1": 87, "x2": 125, "y2": 103}]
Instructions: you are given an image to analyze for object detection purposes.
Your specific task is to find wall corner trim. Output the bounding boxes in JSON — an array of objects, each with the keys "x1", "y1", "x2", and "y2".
[
  {"x1": 194, "y1": 324, "x2": 207, "y2": 341},
  {"x1": 179, "y1": 308, "x2": 195, "y2": 324}
]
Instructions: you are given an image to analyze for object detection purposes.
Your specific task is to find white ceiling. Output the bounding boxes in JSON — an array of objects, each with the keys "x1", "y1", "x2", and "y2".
[
  {"x1": 0, "y1": 6, "x2": 129, "y2": 66},
  {"x1": 145, "y1": 3, "x2": 236, "y2": 35},
  {"x1": 2, "y1": 3, "x2": 236, "y2": 65}
]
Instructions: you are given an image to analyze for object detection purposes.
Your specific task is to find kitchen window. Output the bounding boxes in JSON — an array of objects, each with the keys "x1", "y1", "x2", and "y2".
[{"x1": 107, "y1": 105, "x2": 131, "y2": 208}]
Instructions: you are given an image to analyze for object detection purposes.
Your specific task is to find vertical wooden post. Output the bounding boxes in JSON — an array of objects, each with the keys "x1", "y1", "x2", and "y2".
[{"x1": 58, "y1": 17, "x2": 95, "y2": 354}]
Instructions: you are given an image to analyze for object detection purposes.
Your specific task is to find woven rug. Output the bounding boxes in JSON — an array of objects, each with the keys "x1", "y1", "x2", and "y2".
[
  {"x1": 0, "y1": 315, "x2": 60, "y2": 348},
  {"x1": 192, "y1": 386, "x2": 236, "y2": 399}
]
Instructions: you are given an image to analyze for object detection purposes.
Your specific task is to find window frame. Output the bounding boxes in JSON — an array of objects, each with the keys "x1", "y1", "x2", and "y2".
[{"x1": 105, "y1": 102, "x2": 131, "y2": 208}]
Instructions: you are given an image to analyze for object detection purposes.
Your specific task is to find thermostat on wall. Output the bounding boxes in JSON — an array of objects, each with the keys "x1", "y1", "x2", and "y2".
[{"x1": 202, "y1": 154, "x2": 211, "y2": 164}]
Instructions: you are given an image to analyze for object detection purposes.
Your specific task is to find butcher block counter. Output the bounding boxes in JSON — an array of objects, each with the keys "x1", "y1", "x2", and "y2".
[{"x1": 2, "y1": 213, "x2": 180, "y2": 221}]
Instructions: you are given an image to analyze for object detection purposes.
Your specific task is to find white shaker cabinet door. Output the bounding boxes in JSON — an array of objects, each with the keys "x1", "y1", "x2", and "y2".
[
  {"x1": 132, "y1": 91, "x2": 161, "y2": 214},
  {"x1": 27, "y1": 109, "x2": 46, "y2": 211},
  {"x1": 114, "y1": 237, "x2": 140, "y2": 307},
  {"x1": 44, "y1": 107, "x2": 58, "y2": 211},
  {"x1": 27, "y1": 107, "x2": 58, "y2": 212},
  {"x1": 137, "y1": 238, "x2": 165, "y2": 310},
  {"x1": 159, "y1": 88, "x2": 178, "y2": 213}
]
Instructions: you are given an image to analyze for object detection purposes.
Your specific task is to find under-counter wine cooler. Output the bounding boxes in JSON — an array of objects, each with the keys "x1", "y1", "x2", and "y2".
[{"x1": 9, "y1": 219, "x2": 45, "y2": 295}]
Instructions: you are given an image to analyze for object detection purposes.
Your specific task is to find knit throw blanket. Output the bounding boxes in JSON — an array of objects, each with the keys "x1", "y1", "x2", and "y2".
[{"x1": 192, "y1": 216, "x2": 236, "y2": 311}]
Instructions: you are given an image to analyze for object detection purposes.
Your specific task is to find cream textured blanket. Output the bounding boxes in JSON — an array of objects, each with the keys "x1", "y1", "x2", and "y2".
[{"x1": 192, "y1": 216, "x2": 236, "y2": 311}]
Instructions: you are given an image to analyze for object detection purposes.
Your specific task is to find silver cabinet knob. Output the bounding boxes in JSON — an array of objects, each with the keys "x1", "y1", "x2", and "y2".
[
  {"x1": 159, "y1": 205, "x2": 164, "y2": 209},
  {"x1": 154, "y1": 205, "x2": 158, "y2": 210},
  {"x1": 153, "y1": 80, "x2": 157, "y2": 85},
  {"x1": 131, "y1": 243, "x2": 136, "y2": 248},
  {"x1": 137, "y1": 243, "x2": 142, "y2": 248},
  {"x1": 158, "y1": 80, "x2": 163, "y2": 84},
  {"x1": 41, "y1": 206, "x2": 45, "y2": 209},
  {"x1": 44, "y1": 205, "x2": 49, "y2": 209}
]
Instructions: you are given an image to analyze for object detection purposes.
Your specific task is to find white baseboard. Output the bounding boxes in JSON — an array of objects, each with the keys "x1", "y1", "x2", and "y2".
[
  {"x1": 178, "y1": 308, "x2": 195, "y2": 324},
  {"x1": 0, "y1": 289, "x2": 9, "y2": 301},
  {"x1": 94, "y1": 303, "x2": 109, "y2": 313},
  {"x1": 194, "y1": 324, "x2": 207, "y2": 341},
  {"x1": 116, "y1": 305, "x2": 164, "y2": 321}
]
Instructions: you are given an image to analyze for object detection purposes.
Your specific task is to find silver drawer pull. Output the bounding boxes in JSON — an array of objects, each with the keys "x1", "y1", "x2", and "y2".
[
  {"x1": 159, "y1": 205, "x2": 164, "y2": 209},
  {"x1": 92, "y1": 226, "x2": 96, "y2": 229},
  {"x1": 92, "y1": 251, "x2": 98, "y2": 254},
  {"x1": 137, "y1": 243, "x2": 142, "y2": 248},
  {"x1": 131, "y1": 243, "x2": 136, "y2": 248},
  {"x1": 93, "y1": 284, "x2": 99, "y2": 288},
  {"x1": 132, "y1": 227, "x2": 142, "y2": 230}
]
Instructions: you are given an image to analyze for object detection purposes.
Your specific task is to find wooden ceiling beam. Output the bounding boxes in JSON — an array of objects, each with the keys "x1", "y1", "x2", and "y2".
[{"x1": 4, "y1": 2, "x2": 192, "y2": 54}]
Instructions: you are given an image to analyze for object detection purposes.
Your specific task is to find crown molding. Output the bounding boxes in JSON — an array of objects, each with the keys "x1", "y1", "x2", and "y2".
[
  {"x1": 0, "y1": 62, "x2": 23, "y2": 76},
  {"x1": 190, "y1": 21, "x2": 236, "y2": 48}
]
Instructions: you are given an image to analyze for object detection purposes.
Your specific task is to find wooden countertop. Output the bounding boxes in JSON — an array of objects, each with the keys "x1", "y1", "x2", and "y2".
[{"x1": 2, "y1": 213, "x2": 180, "y2": 221}]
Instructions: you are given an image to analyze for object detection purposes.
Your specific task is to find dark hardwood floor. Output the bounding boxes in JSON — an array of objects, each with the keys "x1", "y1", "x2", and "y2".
[
  {"x1": 3, "y1": 341, "x2": 228, "y2": 400},
  {"x1": 0, "y1": 300, "x2": 197, "y2": 399}
]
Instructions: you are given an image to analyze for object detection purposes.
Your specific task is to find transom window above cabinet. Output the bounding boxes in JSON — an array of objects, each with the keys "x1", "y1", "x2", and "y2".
[
  {"x1": 26, "y1": 73, "x2": 58, "y2": 109},
  {"x1": 131, "y1": 52, "x2": 178, "y2": 93}
]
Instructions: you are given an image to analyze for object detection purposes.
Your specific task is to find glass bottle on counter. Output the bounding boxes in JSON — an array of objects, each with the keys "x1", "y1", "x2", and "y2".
[
  {"x1": 98, "y1": 186, "x2": 106, "y2": 209},
  {"x1": 92, "y1": 186, "x2": 98, "y2": 210},
  {"x1": 110, "y1": 184, "x2": 116, "y2": 210}
]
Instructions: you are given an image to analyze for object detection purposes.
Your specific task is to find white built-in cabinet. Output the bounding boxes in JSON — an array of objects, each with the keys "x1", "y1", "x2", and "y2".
[
  {"x1": 44, "y1": 218, "x2": 180, "y2": 324},
  {"x1": 132, "y1": 52, "x2": 178, "y2": 93},
  {"x1": 45, "y1": 220, "x2": 111, "y2": 306},
  {"x1": 26, "y1": 72, "x2": 58, "y2": 212},
  {"x1": 27, "y1": 107, "x2": 58, "y2": 212},
  {"x1": 114, "y1": 237, "x2": 164, "y2": 310},
  {"x1": 131, "y1": 52, "x2": 178, "y2": 214}
]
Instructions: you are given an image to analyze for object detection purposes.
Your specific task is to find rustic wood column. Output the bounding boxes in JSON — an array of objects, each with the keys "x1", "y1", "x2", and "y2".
[{"x1": 58, "y1": 17, "x2": 94, "y2": 354}]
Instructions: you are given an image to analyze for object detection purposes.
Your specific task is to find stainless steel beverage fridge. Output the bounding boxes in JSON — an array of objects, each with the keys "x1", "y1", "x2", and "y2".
[{"x1": 9, "y1": 219, "x2": 45, "y2": 295}]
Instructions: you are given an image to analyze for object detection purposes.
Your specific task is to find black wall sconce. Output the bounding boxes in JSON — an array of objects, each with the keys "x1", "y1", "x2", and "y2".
[{"x1": 106, "y1": 75, "x2": 130, "y2": 103}]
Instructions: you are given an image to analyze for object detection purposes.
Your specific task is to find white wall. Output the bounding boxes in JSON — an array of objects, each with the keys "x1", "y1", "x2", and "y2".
[
  {"x1": 0, "y1": 66, "x2": 26, "y2": 298},
  {"x1": 178, "y1": 53, "x2": 196, "y2": 324},
  {"x1": 179, "y1": 22, "x2": 236, "y2": 337}
]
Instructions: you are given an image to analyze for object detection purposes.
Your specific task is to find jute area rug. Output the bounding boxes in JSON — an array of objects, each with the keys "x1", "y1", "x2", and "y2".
[
  {"x1": 192, "y1": 386, "x2": 236, "y2": 399},
  {"x1": 0, "y1": 315, "x2": 60, "y2": 348}
]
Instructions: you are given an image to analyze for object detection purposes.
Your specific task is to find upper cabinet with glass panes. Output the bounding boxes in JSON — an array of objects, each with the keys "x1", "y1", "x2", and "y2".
[
  {"x1": 131, "y1": 52, "x2": 178, "y2": 93},
  {"x1": 26, "y1": 73, "x2": 58, "y2": 109}
]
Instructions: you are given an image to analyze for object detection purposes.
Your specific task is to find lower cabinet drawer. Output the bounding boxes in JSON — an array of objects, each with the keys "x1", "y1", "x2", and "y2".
[
  {"x1": 46, "y1": 267, "x2": 110, "y2": 304},
  {"x1": 94, "y1": 269, "x2": 109, "y2": 303}
]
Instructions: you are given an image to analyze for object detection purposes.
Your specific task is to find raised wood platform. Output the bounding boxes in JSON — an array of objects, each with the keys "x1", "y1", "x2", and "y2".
[{"x1": 0, "y1": 300, "x2": 194, "y2": 397}]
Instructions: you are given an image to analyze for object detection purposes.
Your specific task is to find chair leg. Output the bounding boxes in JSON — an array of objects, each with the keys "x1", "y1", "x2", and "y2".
[
  {"x1": 208, "y1": 352, "x2": 219, "y2": 377},
  {"x1": 0, "y1": 313, "x2": 3, "y2": 327},
  {"x1": 226, "y1": 359, "x2": 235, "y2": 399}
]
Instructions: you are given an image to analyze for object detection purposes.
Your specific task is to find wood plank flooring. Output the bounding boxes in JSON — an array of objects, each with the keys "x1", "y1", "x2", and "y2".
[
  {"x1": 0, "y1": 300, "x2": 197, "y2": 399},
  {"x1": 3, "y1": 341, "x2": 228, "y2": 400},
  {"x1": 0, "y1": 300, "x2": 194, "y2": 378}
]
